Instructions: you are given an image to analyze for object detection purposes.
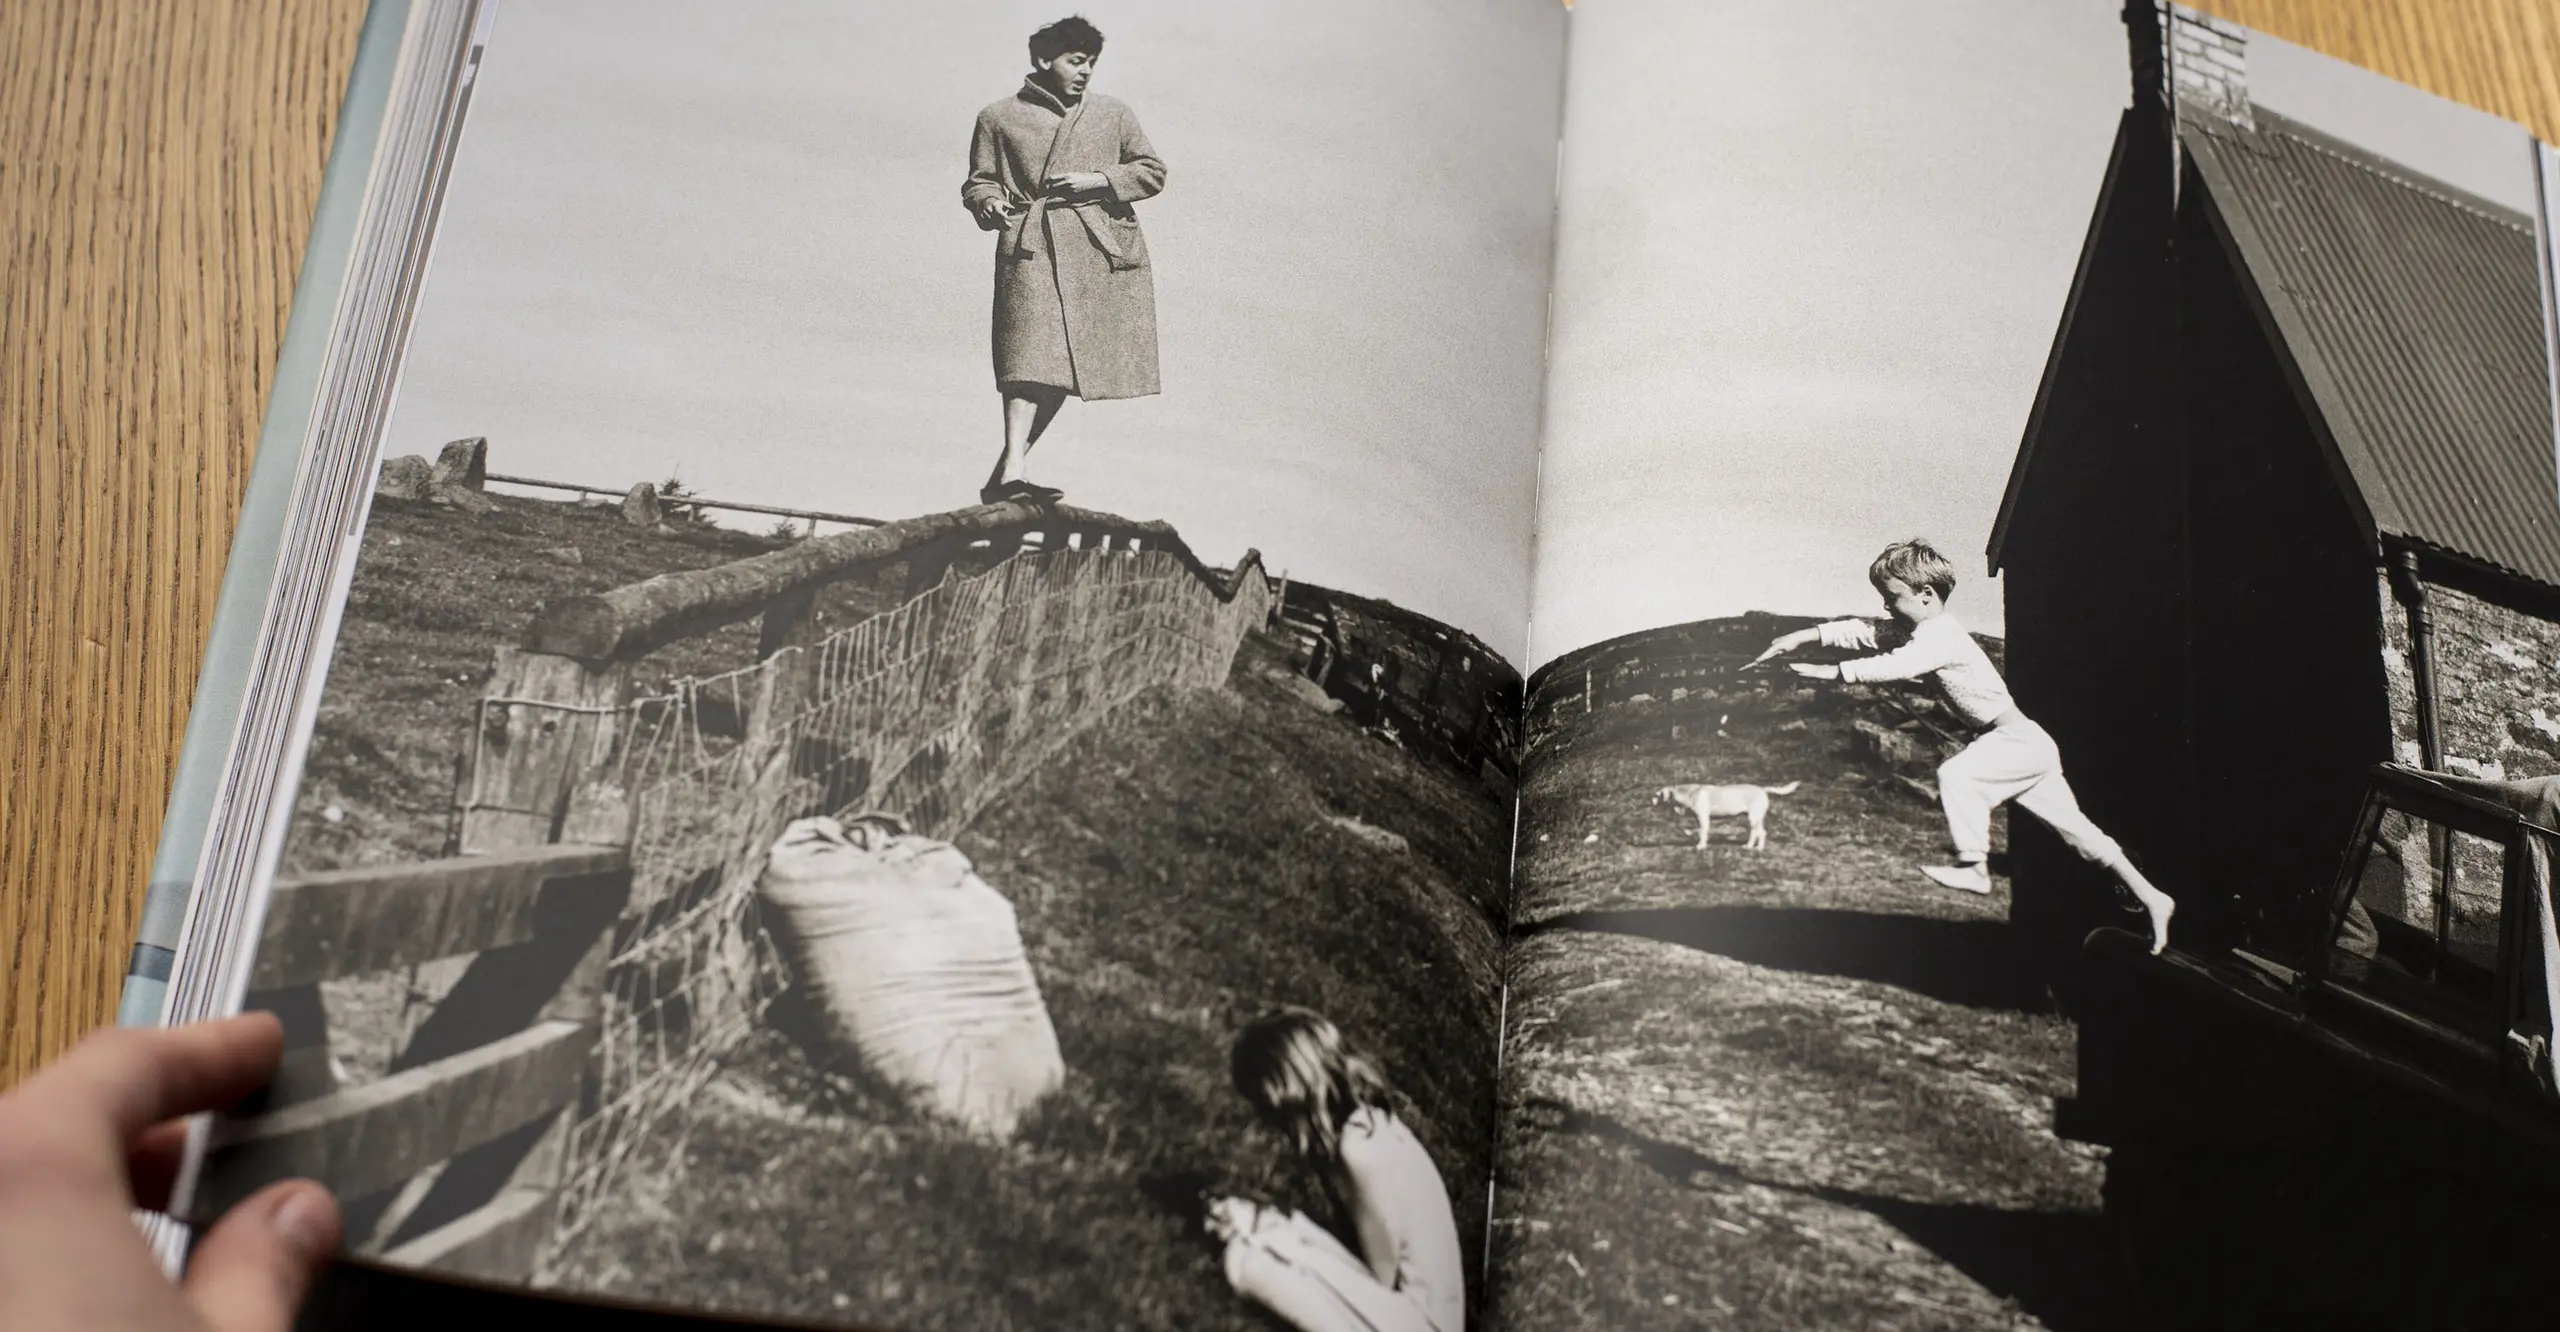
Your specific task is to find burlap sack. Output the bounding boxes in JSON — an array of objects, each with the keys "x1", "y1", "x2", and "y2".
[{"x1": 758, "y1": 815, "x2": 1064, "y2": 1137}]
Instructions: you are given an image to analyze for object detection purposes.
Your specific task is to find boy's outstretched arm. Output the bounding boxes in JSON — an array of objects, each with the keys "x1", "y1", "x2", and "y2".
[
  {"x1": 1831, "y1": 630, "x2": 1961, "y2": 685},
  {"x1": 1745, "y1": 627, "x2": 1823, "y2": 668},
  {"x1": 1749, "y1": 619, "x2": 1876, "y2": 670}
]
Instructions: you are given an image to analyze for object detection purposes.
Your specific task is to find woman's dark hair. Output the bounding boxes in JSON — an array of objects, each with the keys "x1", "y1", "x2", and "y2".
[
  {"x1": 1030, "y1": 16, "x2": 1105, "y2": 64},
  {"x1": 1230, "y1": 1007, "x2": 1392, "y2": 1160}
]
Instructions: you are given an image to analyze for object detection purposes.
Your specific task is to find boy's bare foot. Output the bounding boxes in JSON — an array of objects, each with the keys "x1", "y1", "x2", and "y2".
[
  {"x1": 1922, "y1": 863, "x2": 1992, "y2": 894},
  {"x1": 2141, "y1": 893, "x2": 2175, "y2": 956}
]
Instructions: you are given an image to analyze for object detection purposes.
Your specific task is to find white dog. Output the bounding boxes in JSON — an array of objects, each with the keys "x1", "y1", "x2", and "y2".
[{"x1": 1653, "y1": 782, "x2": 1801, "y2": 851}]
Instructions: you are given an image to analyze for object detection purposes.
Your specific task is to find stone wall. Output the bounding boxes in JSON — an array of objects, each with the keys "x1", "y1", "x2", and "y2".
[{"x1": 2376, "y1": 571, "x2": 2560, "y2": 781}]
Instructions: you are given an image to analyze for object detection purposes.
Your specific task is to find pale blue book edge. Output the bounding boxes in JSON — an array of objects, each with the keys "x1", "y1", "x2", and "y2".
[{"x1": 118, "y1": 0, "x2": 415, "y2": 1029}]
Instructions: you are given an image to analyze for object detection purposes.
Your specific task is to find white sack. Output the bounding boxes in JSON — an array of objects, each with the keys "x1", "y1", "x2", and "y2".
[{"x1": 758, "y1": 815, "x2": 1065, "y2": 1137}]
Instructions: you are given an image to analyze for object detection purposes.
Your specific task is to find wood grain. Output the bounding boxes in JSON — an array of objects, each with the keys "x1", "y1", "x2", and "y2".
[
  {"x1": 191, "y1": 1018, "x2": 592, "y2": 1215},
  {"x1": 2, "y1": 2, "x2": 2555, "y2": 1091},
  {"x1": 247, "y1": 845, "x2": 629, "y2": 991},
  {"x1": 2, "y1": 0, "x2": 370, "y2": 1087},
  {"x1": 2196, "y1": 1, "x2": 2560, "y2": 143}
]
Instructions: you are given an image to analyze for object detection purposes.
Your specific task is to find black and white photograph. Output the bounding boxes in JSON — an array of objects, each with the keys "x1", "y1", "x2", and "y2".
[
  {"x1": 136, "y1": 0, "x2": 2560, "y2": 1328},
  {"x1": 1494, "y1": 2, "x2": 2560, "y2": 1328},
  {"x1": 190, "y1": 4, "x2": 1562, "y2": 1330}
]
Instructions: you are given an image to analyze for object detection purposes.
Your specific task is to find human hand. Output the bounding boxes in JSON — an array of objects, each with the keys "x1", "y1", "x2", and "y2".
[
  {"x1": 1748, "y1": 629, "x2": 1820, "y2": 670},
  {"x1": 1788, "y1": 663, "x2": 1840, "y2": 681},
  {"x1": 1204, "y1": 1196, "x2": 1272, "y2": 1244},
  {"x1": 971, "y1": 196, "x2": 1019, "y2": 231},
  {"x1": 0, "y1": 1014, "x2": 342, "y2": 1332},
  {"x1": 1044, "y1": 171, "x2": 1110, "y2": 198}
]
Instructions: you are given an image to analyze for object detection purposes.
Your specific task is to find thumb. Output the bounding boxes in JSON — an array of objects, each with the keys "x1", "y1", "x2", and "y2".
[{"x1": 183, "y1": 1181, "x2": 340, "y2": 1332}]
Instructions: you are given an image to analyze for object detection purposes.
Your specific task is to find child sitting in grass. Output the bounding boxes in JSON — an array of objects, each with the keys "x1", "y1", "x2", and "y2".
[
  {"x1": 1749, "y1": 538, "x2": 2177, "y2": 954},
  {"x1": 1207, "y1": 1008, "x2": 1464, "y2": 1332}
]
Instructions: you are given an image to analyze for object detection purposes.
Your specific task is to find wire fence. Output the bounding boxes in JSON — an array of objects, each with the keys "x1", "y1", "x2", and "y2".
[{"x1": 490, "y1": 544, "x2": 1272, "y2": 1267}]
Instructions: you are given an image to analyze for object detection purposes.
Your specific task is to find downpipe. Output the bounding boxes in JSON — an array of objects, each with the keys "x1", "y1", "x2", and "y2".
[
  {"x1": 2389, "y1": 546, "x2": 2444, "y2": 773},
  {"x1": 2388, "y1": 545, "x2": 2455, "y2": 979}
]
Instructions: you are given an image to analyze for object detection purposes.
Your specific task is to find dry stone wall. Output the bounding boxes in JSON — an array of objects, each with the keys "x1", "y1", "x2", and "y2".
[{"x1": 2377, "y1": 572, "x2": 2560, "y2": 782}]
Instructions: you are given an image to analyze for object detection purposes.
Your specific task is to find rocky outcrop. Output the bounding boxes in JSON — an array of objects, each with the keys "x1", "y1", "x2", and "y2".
[
  {"x1": 621, "y1": 482, "x2": 662, "y2": 528},
  {"x1": 376, "y1": 437, "x2": 495, "y2": 511},
  {"x1": 375, "y1": 454, "x2": 435, "y2": 500}
]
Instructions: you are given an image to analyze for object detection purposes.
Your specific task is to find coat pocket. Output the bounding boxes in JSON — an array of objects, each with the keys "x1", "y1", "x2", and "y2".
[{"x1": 1105, "y1": 216, "x2": 1148, "y2": 268}]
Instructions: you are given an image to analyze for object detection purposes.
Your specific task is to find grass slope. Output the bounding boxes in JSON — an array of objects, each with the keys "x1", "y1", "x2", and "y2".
[
  {"x1": 551, "y1": 636, "x2": 1510, "y2": 1331},
  {"x1": 286, "y1": 492, "x2": 1512, "y2": 1331},
  {"x1": 1491, "y1": 617, "x2": 2134, "y2": 1332}
]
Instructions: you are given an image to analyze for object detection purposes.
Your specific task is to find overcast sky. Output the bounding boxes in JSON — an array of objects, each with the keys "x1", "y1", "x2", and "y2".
[
  {"x1": 386, "y1": 0, "x2": 1564, "y2": 657},
  {"x1": 1522, "y1": 0, "x2": 2542, "y2": 673},
  {"x1": 385, "y1": 1, "x2": 2540, "y2": 675}
]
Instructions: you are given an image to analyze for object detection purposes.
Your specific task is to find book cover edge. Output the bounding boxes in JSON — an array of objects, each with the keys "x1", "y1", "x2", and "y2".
[{"x1": 117, "y1": 0, "x2": 420, "y2": 1030}]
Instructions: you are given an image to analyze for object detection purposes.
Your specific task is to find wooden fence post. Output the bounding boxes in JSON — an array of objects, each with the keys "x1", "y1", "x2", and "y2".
[
  {"x1": 744, "y1": 591, "x2": 826, "y2": 836},
  {"x1": 900, "y1": 536, "x2": 962, "y2": 600},
  {"x1": 365, "y1": 860, "x2": 626, "y2": 1277},
  {"x1": 361, "y1": 646, "x2": 637, "y2": 1279},
  {"x1": 458, "y1": 648, "x2": 634, "y2": 853}
]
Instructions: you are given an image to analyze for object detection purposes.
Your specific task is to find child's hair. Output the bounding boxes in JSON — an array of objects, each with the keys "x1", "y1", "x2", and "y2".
[
  {"x1": 1869, "y1": 538, "x2": 1957, "y2": 600},
  {"x1": 1230, "y1": 1007, "x2": 1393, "y2": 1160},
  {"x1": 1030, "y1": 15, "x2": 1105, "y2": 64}
]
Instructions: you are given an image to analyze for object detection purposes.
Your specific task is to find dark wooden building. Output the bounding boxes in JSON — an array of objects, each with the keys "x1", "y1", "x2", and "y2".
[{"x1": 1990, "y1": 4, "x2": 2560, "y2": 977}]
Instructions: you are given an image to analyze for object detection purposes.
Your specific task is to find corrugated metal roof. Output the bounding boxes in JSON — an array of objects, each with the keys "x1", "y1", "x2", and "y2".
[{"x1": 2185, "y1": 108, "x2": 2560, "y2": 589}]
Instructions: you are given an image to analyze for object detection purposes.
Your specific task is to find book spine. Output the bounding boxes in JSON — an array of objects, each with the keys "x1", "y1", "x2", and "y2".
[{"x1": 116, "y1": 0, "x2": 419, "y2": 1030}]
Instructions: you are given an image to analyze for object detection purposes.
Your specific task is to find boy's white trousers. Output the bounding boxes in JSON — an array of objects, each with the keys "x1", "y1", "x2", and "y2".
[{"x1": 1939, "y1": 714, "x2": 2128, "y2": 870}]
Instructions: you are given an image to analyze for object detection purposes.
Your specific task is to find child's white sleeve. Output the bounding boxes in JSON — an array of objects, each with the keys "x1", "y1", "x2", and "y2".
[
  {"x1": 1815, "y1": 619, "x2": 1878, "y2": 651},
  {"x1": 1835, "y1": 627, "x2": 1961, "y2": 685}
]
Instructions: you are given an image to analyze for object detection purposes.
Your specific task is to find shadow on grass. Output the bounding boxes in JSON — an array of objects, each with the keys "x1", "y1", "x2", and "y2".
[
  {"x1": 1518, "y1": 905, "x2": 2056, "y2": 1014},
  {"x1": 1520, "y1": 1098, "x2": 2130, "y2": 1332}
]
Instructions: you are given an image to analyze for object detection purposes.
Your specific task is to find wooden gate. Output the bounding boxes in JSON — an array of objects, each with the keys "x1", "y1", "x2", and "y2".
[{"x1": 193, "y1": 844, "x2": 627, "y2": 1279}]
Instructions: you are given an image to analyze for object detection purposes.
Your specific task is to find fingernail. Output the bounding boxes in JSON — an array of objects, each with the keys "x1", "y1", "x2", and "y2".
[{"x1": 272, "y1": 1189, "x2": 337, "y2": 1262}]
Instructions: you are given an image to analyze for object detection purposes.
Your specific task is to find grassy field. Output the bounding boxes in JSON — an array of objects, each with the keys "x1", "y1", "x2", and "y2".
[
  {"x1": 285, "y1": 491, "x2": 1514, "y2": 1331},
  {"x1": 554, "y1": 643, "x2": 1511, "y2": 1330},
  {"x1": 278, "y1": 490, "x2": 795, "y2": 877},
  {"x1": 1488, "y1": 617, "x2": 2135, "y2": 1332}
]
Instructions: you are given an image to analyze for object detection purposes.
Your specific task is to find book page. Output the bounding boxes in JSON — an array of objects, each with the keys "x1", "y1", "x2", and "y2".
[
  {"x1": 181, "y1": 4, "x2": 1563, "y2": 1330},
  {"x1": 1498, "y1": 1, "x2": 2557, "y2": 1327}
]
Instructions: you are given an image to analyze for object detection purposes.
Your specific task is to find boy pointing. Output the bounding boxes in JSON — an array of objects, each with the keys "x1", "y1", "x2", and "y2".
[{"x1": 1753, "y1": 539, "x2": 2176, "y2": 954}]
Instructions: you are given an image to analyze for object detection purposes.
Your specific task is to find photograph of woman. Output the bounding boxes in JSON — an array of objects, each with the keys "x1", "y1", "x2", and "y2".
[
  {"x1": 1211, "y1": 1009, "x2": 1467, "y2": 1332},
  {"x1": 965, "y1": 15, "x2": 1167, "y2": 506}
]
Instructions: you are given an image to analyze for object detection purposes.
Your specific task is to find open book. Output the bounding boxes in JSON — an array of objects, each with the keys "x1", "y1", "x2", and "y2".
[{"x1": 131, "y1": 2, "x2": 2560, "y2": 1328}]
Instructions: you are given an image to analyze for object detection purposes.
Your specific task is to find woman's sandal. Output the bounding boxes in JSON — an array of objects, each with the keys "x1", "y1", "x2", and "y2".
[{"x1": 982, "y1": 478, "x2": 1065, "y2": 506}]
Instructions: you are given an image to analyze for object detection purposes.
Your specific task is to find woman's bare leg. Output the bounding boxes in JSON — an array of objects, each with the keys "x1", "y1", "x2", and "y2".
[
  {"x1": 988, "y1": 385, "x2": 1069, "y2": 492},
  {"x1": 1024, "y1": 389, "x2": 1066, "y2": 450},
  {"x1": 1218, "y1": 1208, "x2": 1435, "y2": 1332}
]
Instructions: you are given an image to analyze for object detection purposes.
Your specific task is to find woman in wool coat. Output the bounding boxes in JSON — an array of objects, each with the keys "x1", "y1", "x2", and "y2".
[{"x1": 963, "y1": 15, "x2": 1167, "y2": 506}]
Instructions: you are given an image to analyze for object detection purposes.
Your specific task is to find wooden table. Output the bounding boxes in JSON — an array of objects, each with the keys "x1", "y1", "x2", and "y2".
[{"x1": 5, "y1": 0, "x2": 2560, "y2": 1086}]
